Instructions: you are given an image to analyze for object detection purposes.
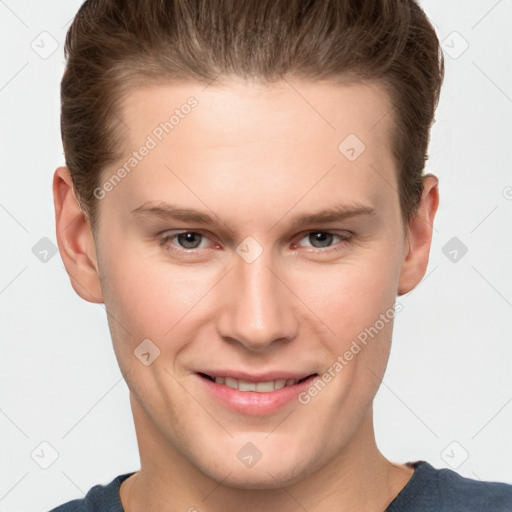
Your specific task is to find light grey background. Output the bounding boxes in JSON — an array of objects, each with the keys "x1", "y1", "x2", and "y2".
[{"x1": 1, "y1": 1, "x2": 511, "y2": 510}]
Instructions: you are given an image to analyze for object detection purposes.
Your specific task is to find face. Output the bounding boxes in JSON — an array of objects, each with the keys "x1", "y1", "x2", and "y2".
[{"x1": 72, "y1": 79, "x2": 416, "y2": 487}]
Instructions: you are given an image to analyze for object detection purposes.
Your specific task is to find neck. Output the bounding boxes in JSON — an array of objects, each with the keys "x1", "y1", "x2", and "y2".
[{"x1": 120, "y1": 397, "x2": 413, "y2": 512}]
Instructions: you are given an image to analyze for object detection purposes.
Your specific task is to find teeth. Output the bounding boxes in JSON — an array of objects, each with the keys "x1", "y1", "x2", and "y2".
[
  {"x1": 225, "y1": 377, "x2": 238, "y2": 389},
  {"x1": 239, "y1": 381, "x2": 256, "y2": 391},
  {"x1": 215, "y1": 376, "x2": 299, "y2": 392},
  {"x1": 255, "y1": 381, "x2": 274, "y2": 392},
  {"x1": 274, "y1": 379, "x2": 286, "y2": 390}
]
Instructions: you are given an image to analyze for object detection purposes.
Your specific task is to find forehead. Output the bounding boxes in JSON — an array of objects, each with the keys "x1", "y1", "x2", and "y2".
[
  {"x1": 119, "y1": 78, "x2": 394, "y2": 151},
  {"x1": 104, "y1": 79, "x2": 398, "y2": 224}
]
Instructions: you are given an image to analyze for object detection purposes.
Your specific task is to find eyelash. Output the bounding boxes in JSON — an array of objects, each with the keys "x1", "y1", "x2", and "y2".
[{"x1": 158, "y1": 230, "x2": 351, "y2": 254}]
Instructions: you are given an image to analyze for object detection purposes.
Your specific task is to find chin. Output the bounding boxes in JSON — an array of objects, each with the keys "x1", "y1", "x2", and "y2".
[{"x1": 200, "y1": 455, "x2": 313, "y2": 490}]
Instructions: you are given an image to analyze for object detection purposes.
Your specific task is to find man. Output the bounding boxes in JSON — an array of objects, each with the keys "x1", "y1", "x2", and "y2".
[{"x1": 50, "y1": 0, "x2": 512, "y2": 510}]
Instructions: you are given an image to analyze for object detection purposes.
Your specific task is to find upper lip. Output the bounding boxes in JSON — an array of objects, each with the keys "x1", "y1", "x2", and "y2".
[{"x1": 196, "y1": 370, "x2": 317, "y2": 382}]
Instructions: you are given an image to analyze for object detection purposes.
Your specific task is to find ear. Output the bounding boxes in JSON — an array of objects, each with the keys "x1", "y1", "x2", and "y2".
[
  {"x1": 53, "y1": 166, "x2": 104, "y2": 303},
  {"x1": 397, "y1": 174, "x2": 439, "y2": 296}
]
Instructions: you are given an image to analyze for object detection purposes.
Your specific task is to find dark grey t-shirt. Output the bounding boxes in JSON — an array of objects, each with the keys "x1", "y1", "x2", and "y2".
[{"x1": 48, "y1": 461, "x2": 512, "y2": 511}]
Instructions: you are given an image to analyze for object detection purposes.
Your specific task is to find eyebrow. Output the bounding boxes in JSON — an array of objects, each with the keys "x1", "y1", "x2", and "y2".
[
  {"x1": 132, "y1": 202, "x2": 217, "y2": 224},
  {"x1": 289, "y1": 203, "x2": 375, "y2": 228},
  {"x1": 131, "y1": 201, "x2": 376, "y2": 228}
]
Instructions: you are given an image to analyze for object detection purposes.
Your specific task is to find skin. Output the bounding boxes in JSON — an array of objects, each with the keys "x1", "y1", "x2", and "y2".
[{"x1": 53, "y1": 79, "x2": 439, "y2": 512}]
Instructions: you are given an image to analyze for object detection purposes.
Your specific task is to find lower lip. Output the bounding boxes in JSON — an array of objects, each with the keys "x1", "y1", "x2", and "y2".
[{"x1": 195, "y1": 373, "x2": 317, "y2": 416}]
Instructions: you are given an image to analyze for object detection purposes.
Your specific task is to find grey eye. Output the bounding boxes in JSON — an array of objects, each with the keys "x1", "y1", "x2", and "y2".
[
  {"x1": 176, "y1": 232, "x2": 203, "y2": 249},
  {"x1": 308, "y1": 232, "x2": 334, "y2": 248}
]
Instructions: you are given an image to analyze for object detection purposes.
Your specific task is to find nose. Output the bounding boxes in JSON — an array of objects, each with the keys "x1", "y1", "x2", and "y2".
[{"x1": 215, "y1": 245, "x2": 298, "y2": 352}]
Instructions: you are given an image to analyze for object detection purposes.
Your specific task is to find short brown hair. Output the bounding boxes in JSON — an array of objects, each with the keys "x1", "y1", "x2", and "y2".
[{"x1": 61, "y1": 0, "x2": 444, "y2": 231}]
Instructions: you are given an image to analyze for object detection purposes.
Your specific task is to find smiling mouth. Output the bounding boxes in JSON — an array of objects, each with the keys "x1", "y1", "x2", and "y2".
[{"x1": 197, "y1": 372, "x2": 318, "y2": 392}]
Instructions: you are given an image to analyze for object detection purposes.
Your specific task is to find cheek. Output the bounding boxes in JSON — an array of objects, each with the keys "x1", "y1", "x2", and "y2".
[
  {"x1": 295, "y1": 253, "x2": 400, "y2": 416},
  {"x1": 99, "y1": 243, "x2": 218, "y2": 355},
  {"x1": 99, "y1": 223, "x2": 402, "y2": 366},
  {"x1": 291, "y1": 248, "x2": 401, "y2": 347}
]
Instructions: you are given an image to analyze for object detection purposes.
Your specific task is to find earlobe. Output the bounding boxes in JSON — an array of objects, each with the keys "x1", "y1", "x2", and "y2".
[
  {"x1": 53, "y1": 166, "x2": 104, "y2": 303},
  {"x1": 397, "y1": 174, "x2": 439, "y2": 296}
]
